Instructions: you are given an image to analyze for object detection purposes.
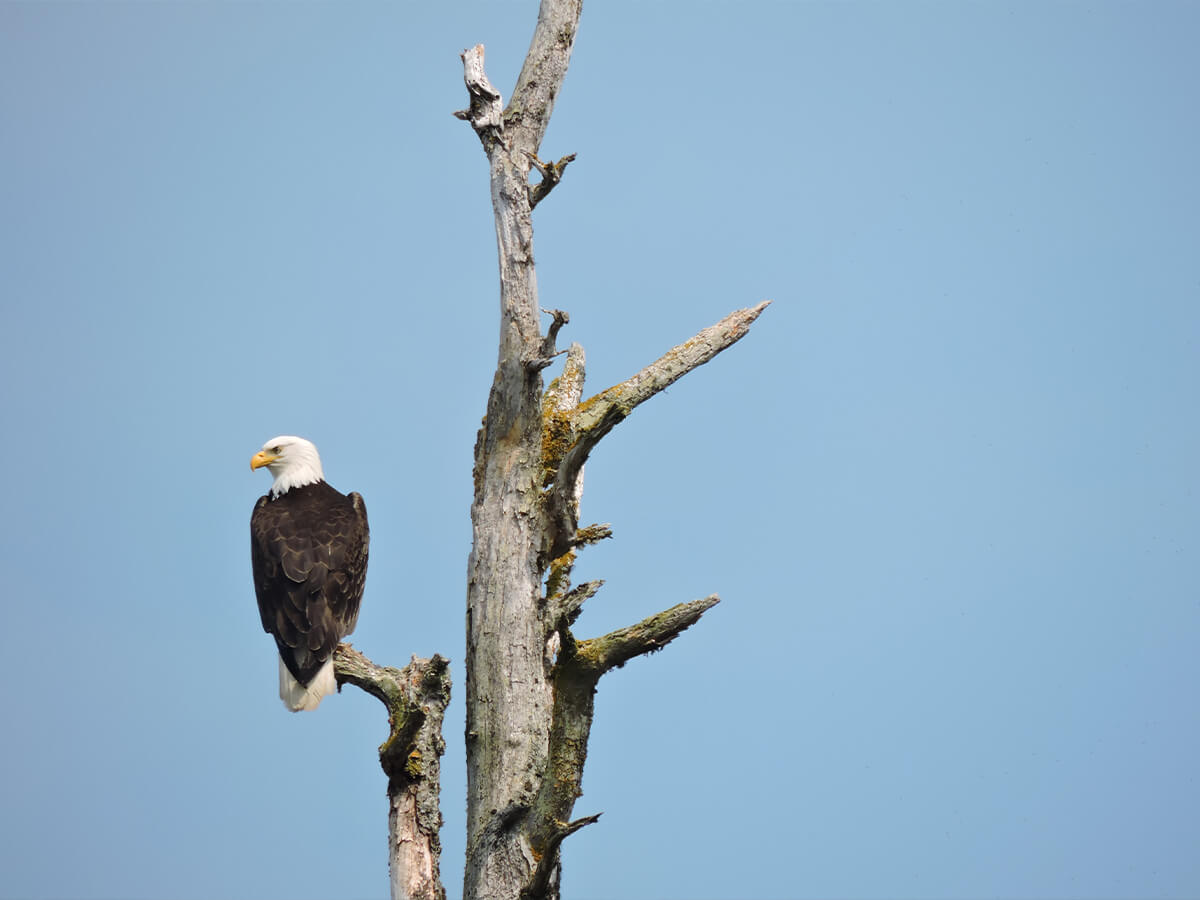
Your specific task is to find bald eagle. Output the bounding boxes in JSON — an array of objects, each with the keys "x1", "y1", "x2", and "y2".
[{"x1": 250, "y1": 436, "x2": 368, "y2": 711}]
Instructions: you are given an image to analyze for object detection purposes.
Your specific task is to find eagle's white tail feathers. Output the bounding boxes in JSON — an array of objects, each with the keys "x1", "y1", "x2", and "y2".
[{"x1": 278, "y1": 656, "x2": 337, "y2": 712}]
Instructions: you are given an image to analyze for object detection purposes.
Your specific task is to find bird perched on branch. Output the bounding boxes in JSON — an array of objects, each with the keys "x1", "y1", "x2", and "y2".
[{"x1": 250, "y1": 436, "x2": 369, "y2": 711}]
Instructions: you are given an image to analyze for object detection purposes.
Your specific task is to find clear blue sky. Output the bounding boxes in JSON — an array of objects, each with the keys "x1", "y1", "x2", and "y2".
[{"x1": 2, "y1": 2, "x2": 1198, "y2": 899}]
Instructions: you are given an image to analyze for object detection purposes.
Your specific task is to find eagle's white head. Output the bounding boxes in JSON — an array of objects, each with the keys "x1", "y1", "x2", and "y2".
[{"x1": 250, "y1": 435, "x2": 325, "y2": 497}]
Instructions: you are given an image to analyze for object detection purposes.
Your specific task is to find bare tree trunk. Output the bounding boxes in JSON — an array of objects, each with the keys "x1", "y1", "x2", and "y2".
[
  {"x1": 456, "y1": 3, "x2": 769, "y2": 898},
  {"x1": 324, "y1": 4, "x2": 766, "y2": 899}
]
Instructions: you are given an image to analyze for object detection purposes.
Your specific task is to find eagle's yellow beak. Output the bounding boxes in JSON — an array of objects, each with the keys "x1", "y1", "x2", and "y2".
[{"x1": 250, "y1": 451, "x2": 277, "y2": 471}]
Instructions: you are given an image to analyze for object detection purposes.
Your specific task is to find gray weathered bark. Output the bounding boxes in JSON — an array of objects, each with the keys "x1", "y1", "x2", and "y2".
[
  {"x1": 320, "y1": 4, "x2": 766, "y2": 899},
  {"x1": 335, "y1": 646, "x2": 452, "y2": 900},
  {"x1": 456, "y1": 3, "x2": 769, "y2": 898}
]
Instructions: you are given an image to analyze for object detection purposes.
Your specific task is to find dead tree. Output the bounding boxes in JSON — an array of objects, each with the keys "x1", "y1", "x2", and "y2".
[
  {"x1": 454, "y1": 2, "x2": 768, "y2": 898},
  {"x1": 332, "y1": 2, "x2": 767, "y2": 899}
]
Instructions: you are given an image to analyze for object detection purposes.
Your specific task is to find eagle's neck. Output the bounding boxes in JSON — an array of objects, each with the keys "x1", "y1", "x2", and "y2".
[{"x1": 270, "y1": 466, "x2": 324, "y2": 499}]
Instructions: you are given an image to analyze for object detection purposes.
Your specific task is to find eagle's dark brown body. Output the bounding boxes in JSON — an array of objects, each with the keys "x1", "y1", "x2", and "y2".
[{"x1": 250, "y1": 481, "x2": 369, "y2": 687}]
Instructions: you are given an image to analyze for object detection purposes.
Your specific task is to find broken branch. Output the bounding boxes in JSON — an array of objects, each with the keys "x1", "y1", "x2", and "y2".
[
  {"x1": 334, "y1": 645, "x2": 451, "y2": 900},
  {"x1": 454, "y1": 44, "x2": 504, "y2": 146},
  {"x1": 581, "y1": 595, "x2": 721, "y2": 674},
  {"x1": 525, "y1": 308, "x2": 571, "y2": 371},
  {"x1": 522, "y1": 813, "x2": 603, "y2": 900},
  {"x1": 544, "y1": 302, "x2": 770, "y2": 559},
  {"x1": 526, "y1": 152, "x2": 577, "y2": 208}
]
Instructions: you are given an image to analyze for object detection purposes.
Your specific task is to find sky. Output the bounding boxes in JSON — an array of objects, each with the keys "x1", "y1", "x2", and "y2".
[{"x1": 2, "y1": 2, "x2": 1198, "y2": 899}]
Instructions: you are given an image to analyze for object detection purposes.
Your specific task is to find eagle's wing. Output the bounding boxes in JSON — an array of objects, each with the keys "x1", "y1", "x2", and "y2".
[{"x1": 250, "y1": 486, "x2": 369, "y2": 685}]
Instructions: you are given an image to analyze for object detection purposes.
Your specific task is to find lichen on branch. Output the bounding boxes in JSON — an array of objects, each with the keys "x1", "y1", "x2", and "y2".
[
  {"x1": 543, "y1": 301, "x2": 771, "y2": 559},
  {"x1": 457, "y1": 3, "x2": 767, "y2": 897},
  {"x1": 335, "y1": 645, "x2": 451, "y2": 900}
]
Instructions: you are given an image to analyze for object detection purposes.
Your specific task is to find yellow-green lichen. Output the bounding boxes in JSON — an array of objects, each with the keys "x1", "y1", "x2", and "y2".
[
  {"x1": 540, "y1": 403, "x2": 576, "y2": 486},
  {"x1": 404, "y1": 749, "x2": 423, "y2": 779},
  {"x1": 544, "y1": 550, "x2": 576, "y2": 600}
]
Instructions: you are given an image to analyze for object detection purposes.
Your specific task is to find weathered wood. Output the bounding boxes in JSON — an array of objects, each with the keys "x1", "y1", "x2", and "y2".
[
  {"x1": 453, "y1": 44, "x2": 503, "y2": 146},
  {"x1": 543, "y1": 302, "x2": 771, "y2": 560},
  {"x1": 264, "y1": 5, "x2": 764, "y2": 900},
  {"x1": 458, "y1": 2, "x2": 766, "y2": 898},
  {"x1": 460, "y1": 3, "x2": 587, "y2": 898},
  {"x1": 335, "y1": 646, "x2": 451, "y2": 900},
  {"x1": 526, "y1": 152, "x2": 577, "y2": 209}
]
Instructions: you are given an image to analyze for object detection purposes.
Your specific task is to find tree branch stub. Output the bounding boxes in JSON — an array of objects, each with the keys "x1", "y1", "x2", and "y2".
[
  {"x1": 453, "y1": 44, "x2": 504, "y2": 147},
  {"x1": 582, "y1": 595, "x2": 721, "y2": 674},
  {"x1": 524, "y1": 595, "x2": 720, "y2": 900},
  {"x1": 335, "y1": 645, "x2": 452, "y2": 900},
  {"x1": 543, "y1": 301, "x2": 771, "y2": 560},
  {"x1": 526, "y1": 152, "x2": 577, "y2": 209},
  {"x1": 522, "y1": 813, "x2": 602, "y2": 900},
  {"x1": 526, "y1": 308, "x2": 571, "y2": 372}
]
